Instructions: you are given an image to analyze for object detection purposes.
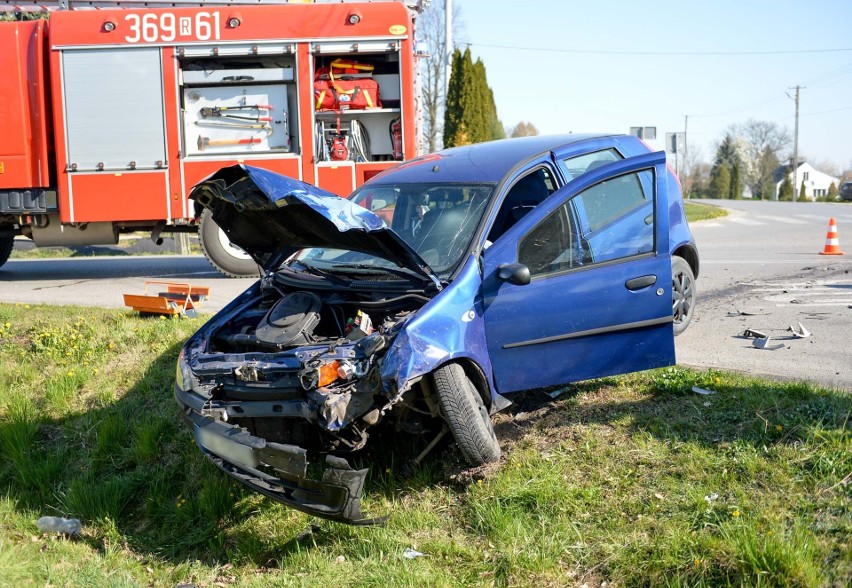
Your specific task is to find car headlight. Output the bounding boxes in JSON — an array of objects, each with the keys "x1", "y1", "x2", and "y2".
[{"x1": 175, "y1": 349, "x2": 194, "y2": 392}]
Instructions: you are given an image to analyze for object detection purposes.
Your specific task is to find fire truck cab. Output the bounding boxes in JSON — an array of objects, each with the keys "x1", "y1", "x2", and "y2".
[{"x1": 0, "y1": 0, "x2": 424, "y2": 276}]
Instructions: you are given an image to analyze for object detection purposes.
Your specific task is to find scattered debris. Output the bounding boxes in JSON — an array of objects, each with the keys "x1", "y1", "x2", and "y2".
[
  {"x1": 704, "y1": 493, "x2": 719, "y2": 503},
  {"x1": 335, "y1": 555, "x2": 346, "y2": 564},
  {"x1": 547, "y1": 386, "x2": 572, "y2": 399},
  {"x1": 727, "y1": 309, "x2": 772, "y2": 317},
  {"x1": 403, "y1": 547, "x2": 427, "y2": 559},
  {"x1": 753, "y1": 336, "x2": 784, "y2": 350},
  {"x1": 692, "y1": 386, "x2": 716, "y2": 395},
  {"x1": 742, "y1": 328, "x2": 767, "y2": 339},
  {"x1": 35, "y1": 516, "x2": 81, "y2": 536},
  {"x1": 787, "y1": 322, "x2": 811, "y2": 338},
  {"x1": 703, "y1": 401, "x2": 712, "y2": 407}
]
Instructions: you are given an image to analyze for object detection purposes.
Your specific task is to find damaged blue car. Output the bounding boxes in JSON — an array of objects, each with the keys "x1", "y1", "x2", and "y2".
[{"x1": 175, "y1": 134, "x2": 699, "y2": 524}]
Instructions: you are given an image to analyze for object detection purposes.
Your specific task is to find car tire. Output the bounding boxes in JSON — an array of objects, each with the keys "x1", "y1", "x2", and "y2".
[
  {"x1": 672, "y1": 256, "x2": 696, "y2": 336},
  {"x1": 432, "y1": 363, "x2": 501, "y2": 466},
  {"x1": 0, "y1": 235, "x2": 14, "y2": 269},
  {"x1": 198, "y1": 209, "x2": 260, "y2": 278}
]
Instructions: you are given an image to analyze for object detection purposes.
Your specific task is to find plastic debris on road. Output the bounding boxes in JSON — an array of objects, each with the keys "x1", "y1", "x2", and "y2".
[
  {"x1": 753, "y1": 336, "x2": 784, "y2": 350},
  {"x1": 788, "y1": 322, "x2": 811, "y2": 338}
]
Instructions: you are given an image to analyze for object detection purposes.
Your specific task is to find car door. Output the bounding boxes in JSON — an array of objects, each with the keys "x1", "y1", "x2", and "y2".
[{"x1": 481, "y1": 151, "x2": 674, "y2": 394}]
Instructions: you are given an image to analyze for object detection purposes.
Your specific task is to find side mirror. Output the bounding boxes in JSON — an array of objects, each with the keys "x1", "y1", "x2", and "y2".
[{"x1": 497, "y1": 263, "x2": 530, "y2": 286}]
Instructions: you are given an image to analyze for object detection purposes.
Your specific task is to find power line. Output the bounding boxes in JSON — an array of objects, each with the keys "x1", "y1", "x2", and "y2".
[{"x1": 469, "y1": 42, "x2": 852, "y2": 57}]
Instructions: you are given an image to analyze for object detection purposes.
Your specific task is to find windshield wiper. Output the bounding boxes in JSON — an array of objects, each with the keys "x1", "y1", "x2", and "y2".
[{"x1": 286, "y1": 260, "x2": 350, "y2": 286}]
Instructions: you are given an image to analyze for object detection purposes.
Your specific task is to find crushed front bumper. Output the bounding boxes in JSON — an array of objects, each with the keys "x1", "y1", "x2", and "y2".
[{"x1": 175, "y1": 385, "x2": 378, "y2": 525}]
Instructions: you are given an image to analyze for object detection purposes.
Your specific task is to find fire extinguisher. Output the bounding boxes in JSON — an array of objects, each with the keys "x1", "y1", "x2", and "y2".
[
  {"x1": 390, "y1": 117, "x2": 402, "y2": 160},
  {"x1": 330, "y1": 111, "x2": 349, "y2": 161},
  {"x1": 330, "y1": 135, "x2": 349, "y2": 161}
]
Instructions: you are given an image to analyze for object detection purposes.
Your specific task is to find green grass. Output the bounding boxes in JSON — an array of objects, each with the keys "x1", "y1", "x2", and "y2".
[
  {"x1": 685, "y1": 201, "x2": 728, "y2": 222},
  {"x1": 0, "y1": 304, "x2": 849, "y2": 586}
]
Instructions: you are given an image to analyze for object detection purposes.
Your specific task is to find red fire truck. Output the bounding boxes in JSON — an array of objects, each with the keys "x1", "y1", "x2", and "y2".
[{"x1": 0, "y1": 0, "x2": 424, "y2": 276}]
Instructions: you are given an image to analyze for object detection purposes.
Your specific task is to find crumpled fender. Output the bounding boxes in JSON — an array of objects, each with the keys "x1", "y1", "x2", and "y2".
[{"x1": 380, "y1": 254, "x2": 496, "y2": 398}]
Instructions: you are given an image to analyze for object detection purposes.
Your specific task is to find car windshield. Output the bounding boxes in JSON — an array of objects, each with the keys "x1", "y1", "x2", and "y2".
[{"x1": 291, "y1": 183, "x2": 495, "y2": 280}]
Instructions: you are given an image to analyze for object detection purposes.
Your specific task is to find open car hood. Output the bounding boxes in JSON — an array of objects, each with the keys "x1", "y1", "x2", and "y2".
[{"x1": 190, "y1": 165, "x2": 441, "y2": 286}]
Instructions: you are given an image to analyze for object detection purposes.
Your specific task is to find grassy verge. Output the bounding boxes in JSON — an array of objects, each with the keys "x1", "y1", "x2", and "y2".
[
  {"x1": 685, "y1": 202, "x2": 728, "y2": 223},
  {"x1": 0, "y1": 304, "x2": 848, "y2": 586}
]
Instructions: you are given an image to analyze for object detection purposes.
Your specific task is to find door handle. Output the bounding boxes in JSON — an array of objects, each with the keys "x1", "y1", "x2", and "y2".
[{"x1": 625, "y1": 275, "x2": 656, "y2": 291}]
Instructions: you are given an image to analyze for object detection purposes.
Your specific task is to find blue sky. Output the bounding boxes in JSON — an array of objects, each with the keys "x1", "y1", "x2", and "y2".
[{"x1": 454, "y1": 0, "x2": 852, "y2": 172}]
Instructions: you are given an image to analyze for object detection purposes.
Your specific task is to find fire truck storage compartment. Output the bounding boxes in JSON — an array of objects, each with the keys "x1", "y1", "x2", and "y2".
[
  {"x1": 183, "y1": 85, "x2": 290, "y2": 155},
  {"x1": 62, "y1": 48, "x2": 167, "y2": 172},
  {"x1": 181, "y1": 54, "x2": 296, "y2": 156},
  {"x1": 313, "y1": 45, "x2": 403, "y2": 163}
]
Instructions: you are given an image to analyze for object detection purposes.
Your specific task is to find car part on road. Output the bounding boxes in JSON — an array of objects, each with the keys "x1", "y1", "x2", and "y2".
[
  {"x1": 0, "y1": 235, "x2": 13, "y2": 268},
  {"x1": 742, "y1": 328, "x2": 768, "y2": 339},
  {"x1": 432, "y1": 363, "x2": 501, "y2": 466},
  {"x1": 788, "y1": 322, "x2": 812, "y2": 338},
  {"x1": 753, "y1": 336, "x2": 784, "y2": 350},
  {"x1": 672, "y1": 256, "x2": 695, "y2": 336},
  {"x1": 198, "y1": 208, "x2": 261, "y2": 278}
]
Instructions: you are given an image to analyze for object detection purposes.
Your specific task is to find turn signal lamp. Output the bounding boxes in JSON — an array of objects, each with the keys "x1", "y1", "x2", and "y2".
[{"x1": 318, "y1": 360, "x2": 340, "y2": 387}]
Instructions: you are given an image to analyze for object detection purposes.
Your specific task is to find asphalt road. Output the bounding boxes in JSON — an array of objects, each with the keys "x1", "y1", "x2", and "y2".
[
  {"x1": 1, "y1": 200, "x2": 850, "y2": 390},
  {"x1": 677, "y1": 200, "x2": 852, "y2": 391}
]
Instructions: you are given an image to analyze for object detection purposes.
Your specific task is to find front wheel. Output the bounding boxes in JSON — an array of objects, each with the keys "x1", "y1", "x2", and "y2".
[
  {"x1": 0, "y1": 235, "x2": 14, "y2": 269},
  {"x1": 198, "y1": 209, "x2": 260, "y2": 278},
  {"x1": 432, "y1": 363, "x2": 501, "y2": 466},
  {"x1": 672, "y1": 256, "x2": 696, "y2": 336}
]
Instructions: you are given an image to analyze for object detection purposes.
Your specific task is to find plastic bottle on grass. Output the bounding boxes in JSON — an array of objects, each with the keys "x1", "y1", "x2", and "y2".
[{"x1": 35, "y1": 516, "x2": 82, "y2": 536}]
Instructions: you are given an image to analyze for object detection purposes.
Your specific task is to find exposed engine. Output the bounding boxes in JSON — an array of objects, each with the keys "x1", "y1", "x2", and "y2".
[{"x1": 194, "y1": 281, "x2": 431, "y2": 454}]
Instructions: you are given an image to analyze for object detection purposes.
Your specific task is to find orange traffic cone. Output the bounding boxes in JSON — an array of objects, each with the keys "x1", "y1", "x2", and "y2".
[{"x1": 819, "y1": 218, "x2": 844, "y2": 255}]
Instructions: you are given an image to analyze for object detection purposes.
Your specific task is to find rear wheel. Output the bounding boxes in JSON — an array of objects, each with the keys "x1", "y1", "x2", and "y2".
[
  {"x1": 432, "y1": 363, "x2": 501, "y2": 466},
  {"x1": 672, "y1": 256, "x2": 696, "y2": 336},
  {"x1": 0, "y1": 235, "x2": 14, "y2": 269},
  {"x1": 198, "y1": 209, "x2": 260, "y2": 278}
]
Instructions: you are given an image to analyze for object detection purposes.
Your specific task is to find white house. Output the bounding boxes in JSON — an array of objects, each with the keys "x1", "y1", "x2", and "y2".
[{"x1": 773, "y1": 161, "x2": 840, "y2": 200}]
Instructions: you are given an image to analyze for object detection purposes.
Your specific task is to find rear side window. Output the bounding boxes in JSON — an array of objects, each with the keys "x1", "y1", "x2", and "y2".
[{"x1": 562, "y1": 148, "x2": 622, "y2": 179}]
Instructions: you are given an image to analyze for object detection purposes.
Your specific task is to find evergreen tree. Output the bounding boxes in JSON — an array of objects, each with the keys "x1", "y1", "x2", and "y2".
[
  {"x1": 778, "y1": 175, "x2": 794, "y2": 201},
  {"x1": 799, "y1": 180, "x2": 808, "y2": 201},
  {"x1": 756, "y1": 146, "x2": 780, "y2": 200},
  {"x1": 443, "y1": 48, "x2": 502, "y2": 147},
  {"x1": 709, "y1": 165, "x2": 731, "y2": 199},
  {"x1": 828, "y1": 182, "x2": 839, "y2": 200},
  {"x1": 730, "y1": 162, "x2": 742, "y2": 199},
  {"x1": 710, "y1": 133, "x2": 743, "y2": 199}
]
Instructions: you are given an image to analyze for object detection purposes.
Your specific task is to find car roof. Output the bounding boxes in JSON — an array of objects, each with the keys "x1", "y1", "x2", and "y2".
[{"x1": 368, "y1": 133, "x2": 617, "y2": 185}]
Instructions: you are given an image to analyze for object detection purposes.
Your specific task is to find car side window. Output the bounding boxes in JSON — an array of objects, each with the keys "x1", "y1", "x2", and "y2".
[
  {"x1": 488, "y1": 166, "x2": 556, "y2": 242},
  {"x1": 518, "y1": 169, "x2": 654, "y2": 278},
  {"x1": 562, "y1": 148, "x2": 623, "y2": 179}
]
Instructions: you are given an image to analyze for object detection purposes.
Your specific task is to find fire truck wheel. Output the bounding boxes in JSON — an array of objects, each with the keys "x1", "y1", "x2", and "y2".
[
  {"x1": 0, "y1": 236, "x2": 14, "y2": 269},
  {"x1": 198, "y1": 209, "x2": 260, "y2": 278}
]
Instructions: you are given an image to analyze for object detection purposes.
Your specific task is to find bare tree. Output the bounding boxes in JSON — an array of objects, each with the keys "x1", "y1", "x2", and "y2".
[
  {"x1": 730, "y1": 119, "x2": 791, "y2": 200},
  {"x1": 508, "y1": 122, "x2": 539, "y2": 138},
  {"x1": 680, "y1": 145, "x2": 705, "y2": 199},
  {"x1": 812, "y1": 159, "x2": 840, "y2": 178},
  {"x1": 417, "y1": 2, "x2": 465, "y2": 153}
]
